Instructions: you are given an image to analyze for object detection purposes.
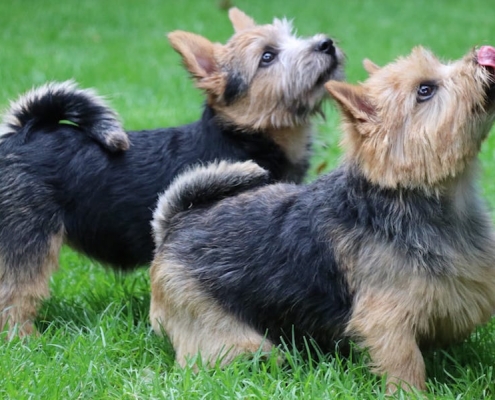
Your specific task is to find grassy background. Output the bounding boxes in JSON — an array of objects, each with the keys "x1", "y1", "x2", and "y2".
[{"x1": 1, "y1": 0, "x2": 494, "y2": 398}]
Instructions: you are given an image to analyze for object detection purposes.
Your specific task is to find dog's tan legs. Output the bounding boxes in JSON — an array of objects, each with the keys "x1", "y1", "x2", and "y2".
[
  {"x1": 368, "y1": 329, "x2": 425, "y2": 393},
  {"x1": 347, "y1": 290, "x2": 426, "y2": 393},
  {"x1": 0, "y1": 281, "x2": 45, "y2": 338},
  {"x1": 0, "y1": 232, "x2": 63, "y2": 338},
  {"x1": 171, "y1": 309, "x2": 274, "y2": 368},
  {"x1": 150, "y1": 256, "x2": 274, "y2": 367}
]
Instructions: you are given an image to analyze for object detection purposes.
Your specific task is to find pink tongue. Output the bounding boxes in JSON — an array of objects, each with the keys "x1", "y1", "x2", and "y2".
[{"x1": 478, "y1": 46, "x2": 495, "y2": 68}]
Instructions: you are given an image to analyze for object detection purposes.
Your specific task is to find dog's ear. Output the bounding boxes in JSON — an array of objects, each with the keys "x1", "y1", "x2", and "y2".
[
  {"x1": 363, "y1": 59, "x2": 380, "y2": 75},
  {"x1": 325, "y1": 81, "x2": 376, "y2": 126},
  {"x1": 229, "y1": 8, "x2": 256, "y2": 32},
  {"x1": 168, "y1": 31, "x2": 226, "y2": 96},
  {"x1": 168, "y1": 31, "x2": 218, "y2": 79}
]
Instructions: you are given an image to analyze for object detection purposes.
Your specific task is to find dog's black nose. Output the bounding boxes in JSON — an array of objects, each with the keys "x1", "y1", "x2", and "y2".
[{"x1": 316, "y1": 39, "x2": 335, "y2": 57}]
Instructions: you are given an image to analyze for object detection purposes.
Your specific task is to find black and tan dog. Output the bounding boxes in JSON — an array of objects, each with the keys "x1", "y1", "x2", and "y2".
[
  {"x1": 0, "y1": 8, "x2": 345, "y2": 337},
  {"x1": 150, "y1": 46, "x2": 495, "y2": 392}
]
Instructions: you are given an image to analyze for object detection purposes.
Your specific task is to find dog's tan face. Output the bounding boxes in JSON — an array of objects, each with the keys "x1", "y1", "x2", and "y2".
[
  {"x1": 168, "y1": 8, "x2": 345, "y2": 131},
  {"x1": 326, "y1": 46, "x2": 495, "y2": 190}
]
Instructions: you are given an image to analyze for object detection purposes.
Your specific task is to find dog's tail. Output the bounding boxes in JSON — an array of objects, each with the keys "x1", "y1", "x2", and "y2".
[
  {"x1": 152, "y1": 160, "x2": 270, "y2": 246},
  {"x1": 0, "y1": 80, "x2": 129, "y2": 152}
]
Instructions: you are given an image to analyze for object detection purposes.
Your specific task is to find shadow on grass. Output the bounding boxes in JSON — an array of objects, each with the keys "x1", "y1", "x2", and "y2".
[
  {"x1": 35, "y1": 271, "x2": 151, "y2": 333},
  {"x1": 424, "y1": 321, "x2": 495, "y2": 391}
]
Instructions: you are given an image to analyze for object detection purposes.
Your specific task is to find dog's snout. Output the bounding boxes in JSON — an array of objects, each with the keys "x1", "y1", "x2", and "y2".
[{"x1": 315, "y1": 39, "x2": 335, "y2": 56}]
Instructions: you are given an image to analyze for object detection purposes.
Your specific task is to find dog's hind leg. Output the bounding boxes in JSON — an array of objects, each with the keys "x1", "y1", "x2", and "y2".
[
  {"x1": 0, "y1": 228, "x2": 64, "y2": 339},
  {"x1": 150, "y1": 255, "x2": 274, "y2": 367},
  {"x1": 0, "y1": 171, "x2": 64, "y2": 339}
]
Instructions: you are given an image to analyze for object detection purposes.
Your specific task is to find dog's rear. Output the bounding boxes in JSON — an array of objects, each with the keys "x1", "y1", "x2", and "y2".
[
  {"x1": 0, "y1": 81, "x2": 126, "y2": 338},
  {"x1": 152, "y1": 161, "x2": 269, "y2": 247}
]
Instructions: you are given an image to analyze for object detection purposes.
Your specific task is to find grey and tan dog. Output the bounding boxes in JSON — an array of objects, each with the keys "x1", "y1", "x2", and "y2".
[{"x1": 150, "y1": 45, "x2": 495, "y2": 392}]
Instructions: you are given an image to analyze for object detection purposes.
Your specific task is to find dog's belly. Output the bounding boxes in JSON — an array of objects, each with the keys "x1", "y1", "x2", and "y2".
[{"x1": 64, "y1": 208, "x2": 155, "y2": 269}]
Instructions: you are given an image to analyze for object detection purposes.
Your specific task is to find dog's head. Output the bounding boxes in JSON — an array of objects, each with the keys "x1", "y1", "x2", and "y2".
[
  {"x1": 168, "y1": 8, "x2": 345, "y2": 131},
  {"x1": 325, "y1": 46, "x2": 495, "y2": 191}
]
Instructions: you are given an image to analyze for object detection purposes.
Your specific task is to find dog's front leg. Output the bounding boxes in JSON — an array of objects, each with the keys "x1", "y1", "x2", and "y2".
[{"x1": 346, "y1": 290, "x2": 426, "y2": 393}]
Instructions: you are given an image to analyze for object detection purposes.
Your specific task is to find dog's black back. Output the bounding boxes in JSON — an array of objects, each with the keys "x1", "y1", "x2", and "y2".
[{"x1": 0, "y1": 102, "x2": 304, "y2": 269}]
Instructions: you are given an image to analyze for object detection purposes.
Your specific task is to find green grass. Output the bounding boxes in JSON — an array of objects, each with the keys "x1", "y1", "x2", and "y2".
[{"x1": 1, "y1": 0, "x2": 495, "y2": 398}]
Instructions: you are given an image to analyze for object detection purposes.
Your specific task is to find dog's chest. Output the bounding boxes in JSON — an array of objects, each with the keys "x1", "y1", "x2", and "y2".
[{"x1": 417, "y1": 269, "x2": 495, "y2": 346}]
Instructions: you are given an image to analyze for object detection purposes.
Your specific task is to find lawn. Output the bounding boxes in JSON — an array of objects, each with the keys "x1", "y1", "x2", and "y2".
[{"x1": 0, "y1": 0, "x2": 494, "y2": 398}]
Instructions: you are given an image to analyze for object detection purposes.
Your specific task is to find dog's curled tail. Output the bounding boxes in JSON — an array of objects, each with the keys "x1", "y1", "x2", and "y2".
[
  {"x1": 152, "y1": 160, "x2": 269, "y2": 246},
  {"x1": 0, "y1": 80, "x2": 129, "y2": 152}
]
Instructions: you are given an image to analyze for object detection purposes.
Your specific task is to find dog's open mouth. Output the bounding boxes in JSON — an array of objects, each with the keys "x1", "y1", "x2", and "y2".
[{"x1": 478, "y1": 46, "x2": 495, "y2": 100}]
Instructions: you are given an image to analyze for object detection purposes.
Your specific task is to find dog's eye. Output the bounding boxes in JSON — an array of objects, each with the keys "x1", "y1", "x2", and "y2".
[
  {"x1": 417, "y1": 83, "x2": 437, "y2": 102},
  {"x1": 260, "y1": 51, "x2": 276, "y2": 67}
]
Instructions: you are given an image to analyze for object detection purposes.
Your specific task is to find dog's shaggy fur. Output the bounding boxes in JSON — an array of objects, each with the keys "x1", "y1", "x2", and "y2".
[
  {"x1": 150, "y1": 46, "x2": 495, "y2": 392},
  {"x1": 0, "y1": 8, "x2": 345, "y2": 337}
]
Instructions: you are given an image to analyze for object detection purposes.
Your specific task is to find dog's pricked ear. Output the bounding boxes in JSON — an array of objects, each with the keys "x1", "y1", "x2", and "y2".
[
  {"x1": 325, "y1": 81, "x2": 376, "y2": 125},
  {"x1": 168, "y1": 31, "x2": 218, "y2": 79},
  {"x1": 363, "y1": 59, "x2": 380, "y2": 75},
  {"x1": 228, "y1": 7, "x2": 256, "y2": 32}
]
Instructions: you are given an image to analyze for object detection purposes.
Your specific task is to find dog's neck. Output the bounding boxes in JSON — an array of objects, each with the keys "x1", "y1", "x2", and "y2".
[
  {"x1": 344, "y1": 159, "x2": 482, "y2": 213},
  {"x1": 264, "y1": 125, "x2": 313, "y2": 165},
  {"x1": 203, "y1": 105, "x2": 313, "y2": 166}
]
